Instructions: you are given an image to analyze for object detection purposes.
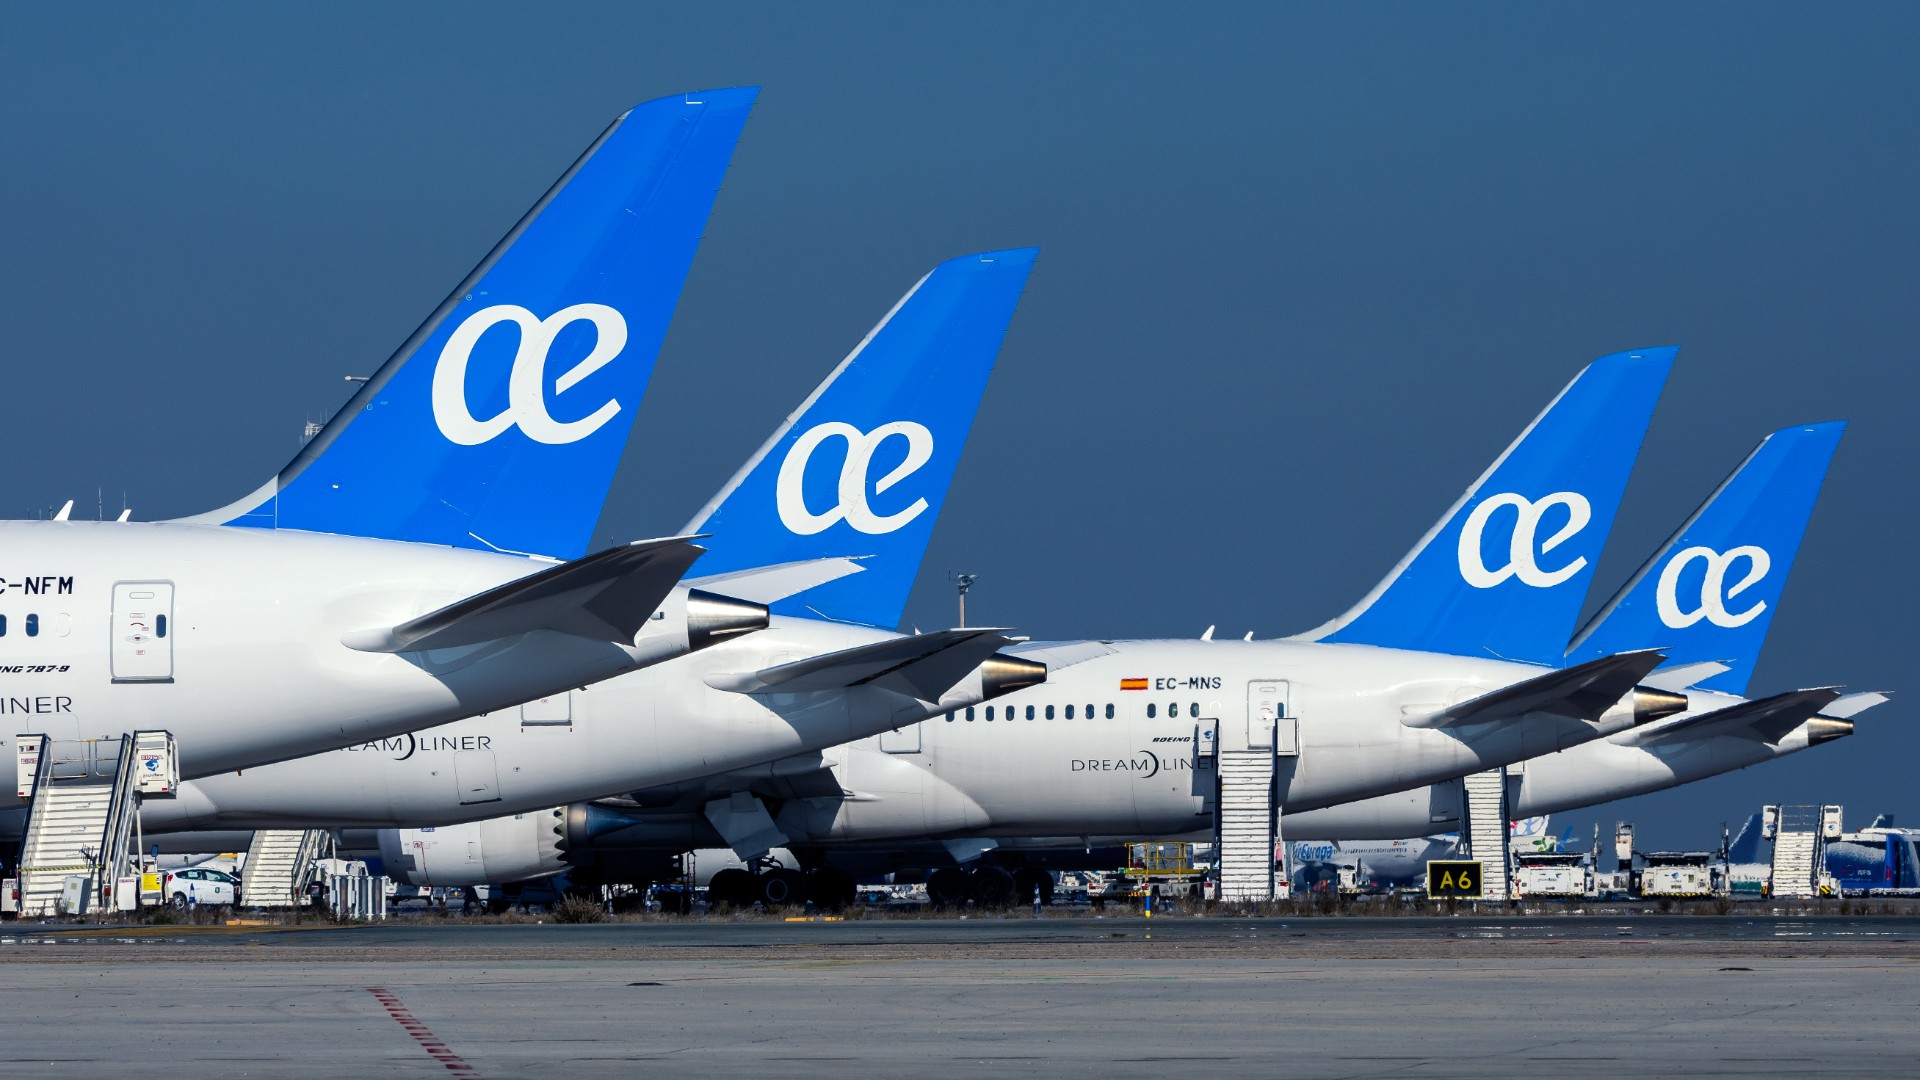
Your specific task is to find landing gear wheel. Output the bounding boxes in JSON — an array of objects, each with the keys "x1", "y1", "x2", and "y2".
[
  {"x1": 759, "y1": 868, "x2": 806, "y2": 909},
  {"x1": 707, "y1": 868, "x2": 755, "y2": 910},
  {"x1": 805, "y1": 868, "x2": 856, "y2": 912},
  {"x1": 968, "y1": 866, "x2": 1016, "y2": 908},
  {"x1": 926, "y1": 867, "x2": 970, "y2": 909},
  {"x1": 1012, "y1": 867, "x2": 1055, "y2": 906}
]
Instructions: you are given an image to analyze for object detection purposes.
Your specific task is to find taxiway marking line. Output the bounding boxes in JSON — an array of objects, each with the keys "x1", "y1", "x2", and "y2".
[{"x1": 366, "y1": 987, "x2": 476, "y2": 1074}]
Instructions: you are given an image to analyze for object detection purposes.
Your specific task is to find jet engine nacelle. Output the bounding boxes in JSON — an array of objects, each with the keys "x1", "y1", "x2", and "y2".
[{"x1": 378, "y1": 808, "x2": 567, "y2": 888}]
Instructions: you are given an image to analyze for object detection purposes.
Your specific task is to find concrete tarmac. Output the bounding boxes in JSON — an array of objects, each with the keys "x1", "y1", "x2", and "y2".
[{"x1": 5, "y1": 916, "x2": 1918, "y2": 1077}]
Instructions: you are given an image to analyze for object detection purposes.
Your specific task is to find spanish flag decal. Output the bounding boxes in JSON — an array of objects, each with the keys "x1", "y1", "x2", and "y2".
[{"x1": 1120, "y1": 678, "x2": 1149, "y2": 691}]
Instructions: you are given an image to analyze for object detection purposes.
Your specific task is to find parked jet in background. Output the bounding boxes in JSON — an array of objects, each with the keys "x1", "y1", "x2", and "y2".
[
  {"x1": 1284, "y1": 421, "x2": 1877, "y2": 840},
  {"x1": 127, "y1": 251, "x2": 1048, "y2": 854},
  {"x1": 360, "y1": 348, "x2": 1701, "y2": 903},
  {"x1": 0, "y1": 90, "x2": 761, "y2": 780}
]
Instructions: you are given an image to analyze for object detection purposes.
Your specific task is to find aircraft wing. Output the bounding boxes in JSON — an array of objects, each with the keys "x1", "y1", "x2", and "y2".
[
  {"x1": 342, "y1": 536, "x2": 704, "y2": 653},
  {"x1": 1823, "y1": 691, "x2": 1890, "y2": 719},
  {"x1": 706, "y1": 628, "x2": 1026, "y2": 701},
  {"x1": 1641, "y1": 661, "x2": 1732, "y2": 693},
  {"x1": 1404, "y1": 649, "x2": 1669, "y2": 730},
  {"x1": 683, "y1": 558, "x2": 867, "y2": 606},
  {"x1": 1003, "y1": 639, "x2": 1118, "y2": 673},
  {"x1": 1625, "y1": 687, "x2": 1844, "y2": 747}
]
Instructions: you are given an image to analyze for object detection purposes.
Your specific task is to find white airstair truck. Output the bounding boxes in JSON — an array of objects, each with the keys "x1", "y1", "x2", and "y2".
[{"x1": 10, "y1": 730, "x2": 177, "y2": 917}]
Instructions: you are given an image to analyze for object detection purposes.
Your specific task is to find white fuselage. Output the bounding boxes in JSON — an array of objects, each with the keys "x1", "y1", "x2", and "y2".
[
  {"x1": 0, "y1": 520, "x2": 684, "y2": 778},
  {"x1": 140, "y1": 617, "x2": 1001, "y2": 830},
  {"x1": 143, "y1": 637, "x2": 1646, "y2": 838},
  {"x1": 569, "y1": 679, "x2": 1817, "y2": 859}
]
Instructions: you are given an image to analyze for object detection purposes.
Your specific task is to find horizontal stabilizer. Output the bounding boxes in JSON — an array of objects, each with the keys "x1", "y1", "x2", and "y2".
[
  {"x1": 1002, "y1": 639, "x2": 1118, "y2": 673},
  {"x1": 343, "y1": 537, "x2": 704, "y2": 653},
  {"x1": 1627, "y1": 687, "x2": 1844, "y2": 747},
  {"x1": 1406, "y1": 649, "x2": 1669, "y2": 730},
  {"x1": 706, "y1": 627, "x2": 1022, "y2": 701},
  {"x1": 1823, "y1": 691, "x2": 1890, "y2": 719},
  {"x1": 684, "y1": 558, "x2": 867, "y2": 605},
  {"x1": 1641, "y1": 661, "x2": 1732, "y2": 693}
]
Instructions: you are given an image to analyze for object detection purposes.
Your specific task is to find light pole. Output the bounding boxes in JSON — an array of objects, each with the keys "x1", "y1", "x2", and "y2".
[{"x1": 953, "y1": 573, "x2": 977, "y2": 628}]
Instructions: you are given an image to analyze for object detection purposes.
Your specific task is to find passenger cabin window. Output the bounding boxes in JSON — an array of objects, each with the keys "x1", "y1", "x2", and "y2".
[
  {"x1": 1045, "y1": 705, "x2": 1055, "y2": 720},
  {"x1": 0, "y1": 614, "x2": 7, "y2": 636},
  {"x1": 1169, "y1": 702, "x2": 1180, "y2": 718},
  {"x1": 24, "y1": 614, "x2": 38, "y2": 637},
  {"x1": 1065, "y1": 704, "x2": 1075, "y2": 719},
  {"x1": 964, "y1": 707, "x2": 974, "y2": 722},
  {"x1": 985, "y1": 706, "x2": 995, "y2": 721},
  {"x1": 1025, "y1": 705, "x2": 1036, "y2": 720},
  {"x1": 156, "y1": 614, "x2": 168, "y2": 638},
  {"x1": 1105, "y1": 703, "x2": 1115, "y2": 719},
  {"x1": 1146, "y1": 704, "x2": 1156, "y2": 719}
]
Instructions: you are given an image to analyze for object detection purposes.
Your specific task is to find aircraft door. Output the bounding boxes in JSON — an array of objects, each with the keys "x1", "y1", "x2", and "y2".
[
  {"x1": 453, "y1": 750, "x2": 501, "y2": 805},
  {"x1": 1244, "y1": 680, "x2": 1293, "y2": 755},
  {"x1": 111, "y1": 582, "x2": 175, "y2": 683}
]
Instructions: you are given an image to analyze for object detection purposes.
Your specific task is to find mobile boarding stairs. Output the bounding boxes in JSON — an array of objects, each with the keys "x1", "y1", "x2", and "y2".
[{"x1": 9, "y1": 731, "x2": 176, "y2": 917}]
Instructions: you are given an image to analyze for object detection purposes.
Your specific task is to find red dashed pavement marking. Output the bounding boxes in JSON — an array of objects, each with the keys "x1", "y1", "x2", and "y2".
[{"x1": 367, "y1": 987, "x2": 477, "y2": 1074}]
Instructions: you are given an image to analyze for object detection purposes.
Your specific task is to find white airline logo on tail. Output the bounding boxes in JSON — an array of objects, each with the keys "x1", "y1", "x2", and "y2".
[
  {"x1": 431, "y1": 303, "x2": 628, "y2": 446},
  {"x1": 1457, "y1": 491, "x2": 1592, "y2": 589},
  {"x1": 1656, "y1": 545, "x2": 1770, "y2": 628},
  {"x1": 776, "y1": 421, "x2": 935, "y2": 535}
]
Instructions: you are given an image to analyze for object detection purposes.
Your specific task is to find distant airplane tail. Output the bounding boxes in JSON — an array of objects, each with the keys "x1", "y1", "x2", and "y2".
[
  {"x1": 1726, "y1": 812, "x2": 1767, "y2": 864},
  {"x1": 1508, "y1": 815, "x2": 1554, "y2": 853},
  {"x1": 1298, "y1": 348, "x2": 1674, "y2": 665},
  {"x1": 682, "y1": 249, "x2": 1039, "y2": 628},
  {"x1": 183, "y1": 88, "x2": 758, "y2": 559},
  {"x1": 1566, "y1": 422, "x2": 1844, "y2": 695}
]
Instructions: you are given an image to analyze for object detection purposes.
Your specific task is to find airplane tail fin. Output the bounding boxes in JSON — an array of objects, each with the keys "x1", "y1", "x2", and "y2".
[
  {"x1": 1299, "y1": 348, "x2": 1675, "y2": 665},
  {"x1": 1726, "y1": 812, "x2": 1767, "y2": 864},
  {"x1": 1566, "y1": 421, "x2": 1845, "y2": 695},
  {"x1": 184, "y1": 88, "x2": 758, "y2": 558},
  {"x1": 681, "y1": 249, "x2": 1039, "y2": 628}
]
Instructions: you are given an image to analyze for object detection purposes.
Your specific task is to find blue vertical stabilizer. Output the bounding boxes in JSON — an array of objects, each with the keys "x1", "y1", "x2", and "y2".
[
  {"x1": 1301, "y1": 347, "x2": 1675, "y2": 665},
  {"x1": 683, "y1": 249, "x2": 1039, "y2": 628},
  {"x1": 1567, "y1": 422, "x2": 1844, "y2": 694},
  {"x1": 189, "y1": 88, "x2": 758, "y2": 558}
]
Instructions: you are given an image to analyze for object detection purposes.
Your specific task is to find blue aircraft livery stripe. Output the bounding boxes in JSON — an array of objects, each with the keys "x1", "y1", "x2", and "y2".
[
  {"x1": 1302, "y1": 347, "x2": 1677, "y2": 666},
  {"x1": 1566, "y1": 421, "x2": 1845, "y2": 695},
  {"x1": 203, "y1": 88, "x2": 757, "y2": 559},
  {"x1": 684, "y1": 248, "x2": 1040, "y2": 630}
]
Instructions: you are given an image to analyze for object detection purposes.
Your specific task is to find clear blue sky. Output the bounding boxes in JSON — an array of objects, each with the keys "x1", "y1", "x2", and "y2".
[{"x1": 3, "y1": 4, "x2": 1913, "y2": 848}]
